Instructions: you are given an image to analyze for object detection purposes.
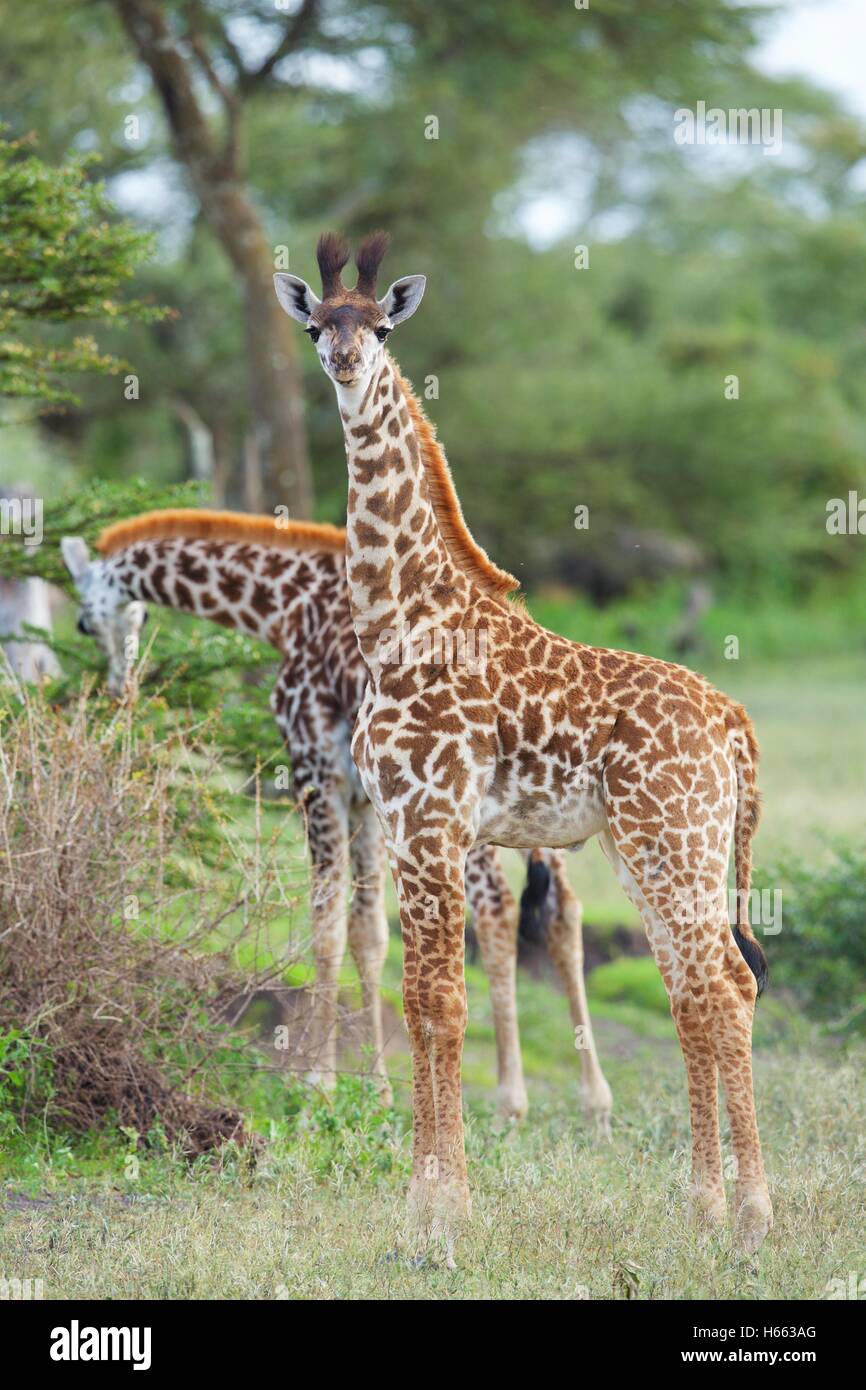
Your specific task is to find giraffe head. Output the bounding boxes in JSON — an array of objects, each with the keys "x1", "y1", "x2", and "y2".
[
  {"x1": 61, "y1": 536, "x2": 147, "y2": 696},
  {"x1": 274, "y1": 232, "x2": 425, "y2": 392}
]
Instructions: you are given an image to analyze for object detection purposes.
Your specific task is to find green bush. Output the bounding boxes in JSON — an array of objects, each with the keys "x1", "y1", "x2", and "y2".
[{"x1": 756, "y1": 844, "x2": 866, "y2": 1034}]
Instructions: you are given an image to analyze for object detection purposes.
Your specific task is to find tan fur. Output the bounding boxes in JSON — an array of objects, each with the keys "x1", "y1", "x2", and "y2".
[
  {"x1": 96, "y1": 509, "x2": 346, "y2": 557},
  {"x1": 393, "y1": 362, "x2": 519, "y2": 602}
]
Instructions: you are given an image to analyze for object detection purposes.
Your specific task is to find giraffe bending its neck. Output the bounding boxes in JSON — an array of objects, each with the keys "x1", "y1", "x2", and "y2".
[
  {"x1": 61, "y1": 510, "x2": 612, "y2": 1128},
  {"x1": 277, "y1": 233, "x2": 772, "y2": 1265}
]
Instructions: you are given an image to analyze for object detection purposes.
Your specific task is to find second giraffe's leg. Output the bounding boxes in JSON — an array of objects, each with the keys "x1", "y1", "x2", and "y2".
[
  {"x1": 390, "y1": 831, "x2": 470, "y2": 1267},
  {"x1": 465, "y1": 845, "x2": 528, "y2": 1121},
  {"x1": 348, "y1": 802, "x2": 392, "y2": 1105},
  {"x1": 302, "y1": 783, "x2": 350, "y2": 1092},
  {"x1": 544, "y1": 852, "x2": 613, "y2": 1136}
]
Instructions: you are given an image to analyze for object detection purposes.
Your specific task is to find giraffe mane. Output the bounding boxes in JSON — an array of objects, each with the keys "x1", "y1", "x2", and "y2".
[
  {"x1": 391, "y1": 364, "x2": 520, "y2": 602},
  {"x1": 96, "y1": 509, "x2": 346, "y2": 556}
]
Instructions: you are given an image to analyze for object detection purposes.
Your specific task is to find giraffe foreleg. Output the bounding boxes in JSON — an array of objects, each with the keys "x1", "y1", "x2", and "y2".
[
  {"x1": 348, "y1": 802, "x2": 392, "y2": 1105},
  {"x1": 389, "y1": 829, "x2": 471, "y2": 1267},
  {"x1": 301, "y1": 782, "x2": 350, "y2": 1093}
]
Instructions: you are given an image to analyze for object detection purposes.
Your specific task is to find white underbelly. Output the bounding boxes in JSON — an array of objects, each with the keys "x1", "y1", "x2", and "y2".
[{"x1": 477, "y1": 785, "x2": 607, "y2": 850}]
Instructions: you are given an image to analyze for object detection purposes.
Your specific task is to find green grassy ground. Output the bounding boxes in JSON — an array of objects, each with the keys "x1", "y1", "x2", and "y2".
[{"x1": 2, "y1": 977, "x2": 863, "y2": 1299}]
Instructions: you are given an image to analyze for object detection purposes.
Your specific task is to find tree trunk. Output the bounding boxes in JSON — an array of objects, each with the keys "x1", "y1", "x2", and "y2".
[
  {"x1": 114, "y1": 0, "x2": 312, "y2": 517},
  {"x1": 202, "y1": 182, "x2": 311, "y2": 516}
]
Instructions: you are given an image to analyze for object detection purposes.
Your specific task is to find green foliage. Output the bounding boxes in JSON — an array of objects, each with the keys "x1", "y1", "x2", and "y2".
[
  {"x1": 0, "y1": 476, "x2": 202, "y2": 587},
  {"x1": 0, "y1": 133, "x2": 170, "y2": 407},
  {"x1": 587, "y1": 957, "x2": 671, "y2": 1016},
  {"x1": 528, "y1": 576, "x2": 866, "y2": 667},
  {"x1": 0, "y1": 1031, "x2": 52, "y2": 1142},
  {"x1": 268, "y1": 1076, "x2": 405, "y2": 1184},
  {"x1": 756, "y1": 845, "x2": 866, "y2": 1035}
]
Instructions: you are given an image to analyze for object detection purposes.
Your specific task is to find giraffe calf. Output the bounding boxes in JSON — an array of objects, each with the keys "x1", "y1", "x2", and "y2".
[{"x1": 278, "y1": 231, "x2": 773, "y2": 1263}]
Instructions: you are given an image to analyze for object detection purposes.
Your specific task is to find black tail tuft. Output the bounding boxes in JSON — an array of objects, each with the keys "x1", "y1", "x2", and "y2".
[
  {"x1": 734, "y1": 926, "x2": 769, "y2": 998},
  {"x1": 518, "y1": 855, "x2": 552, "y2": 945}
]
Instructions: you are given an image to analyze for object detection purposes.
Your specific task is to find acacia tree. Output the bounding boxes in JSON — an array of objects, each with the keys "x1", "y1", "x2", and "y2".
[
  {"x1": 113, "y1": 0, "x2": 315, "y2": 516},
  {"x1": 0, "y1": 133, "x2": 171, "y2": 680},
  {"x1": 0, "y1": 133, "x2": 165, "y2": 408}
]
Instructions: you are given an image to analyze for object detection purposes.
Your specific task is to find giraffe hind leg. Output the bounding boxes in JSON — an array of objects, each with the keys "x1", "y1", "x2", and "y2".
[
  {"x1": 600, "y1": 820, "x2": 772, "y2": 1252},
  {"x1": 300, "y1": 790, "x2": 350, "y2": 1093},
  {"x1": 598, "y1": 829, "x2": 727, "y2": 1224},
  {"x1": 543, "y1": 851, "x2": 613, "y2": 1138},
  {"x1": 465, "y1": 844, "x2": 528, "y2": 1122}
]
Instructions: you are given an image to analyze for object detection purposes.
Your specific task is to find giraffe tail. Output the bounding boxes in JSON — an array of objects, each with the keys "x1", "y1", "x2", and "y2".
[
  {"x1": 730, "y1": 712, "x2": 768, "y2": 997},
  {"x1": 518, "y1": 849, "x2": 553, "y2": 944}
]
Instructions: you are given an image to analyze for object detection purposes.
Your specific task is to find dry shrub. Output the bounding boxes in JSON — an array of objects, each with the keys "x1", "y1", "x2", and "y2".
[{"x1": 0, "y1": 684, "x2": 301, "y2": 1154}]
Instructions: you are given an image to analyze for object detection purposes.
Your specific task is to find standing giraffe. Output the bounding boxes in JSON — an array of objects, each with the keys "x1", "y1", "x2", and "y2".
[
  {"x1": 60, "y1": 513, "x2": 612, "y2": 1125},
  {"x1": 274, "y1": 232, "x2": 772, "y2": 1262}
]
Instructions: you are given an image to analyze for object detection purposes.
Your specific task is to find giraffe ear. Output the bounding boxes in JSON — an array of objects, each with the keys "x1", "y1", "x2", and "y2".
[
  {"x1": 61, "y1": 535, "x2": 91, "y2": 584},
  {"x1": 378, "y1": 275, "x2": 426, "y2": 325},
  {"x1": 273, "y1": 273, "x2": 321, "y2": 323}
]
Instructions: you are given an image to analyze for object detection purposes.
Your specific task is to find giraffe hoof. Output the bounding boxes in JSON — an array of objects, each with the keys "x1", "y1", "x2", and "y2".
[
  {"x1": 495, "y1": 1083, "x2": 529, "y2": 1123},
  {"x1": 687, "y1": 1188, "x2": 727, "y2": 1230},
  {"x1": 593, "y1": 1109, "x2": 613, "y2": 1142},
  {"x1": 581, "y1": 1080, "x2": 614, "y2": 1140},
  {"x1": 429, "y1": 1178, "x2": 471, "y2": 1266},
  {"x1": 733, "y1": 1192, "x2": 773, "y2": 1255}
]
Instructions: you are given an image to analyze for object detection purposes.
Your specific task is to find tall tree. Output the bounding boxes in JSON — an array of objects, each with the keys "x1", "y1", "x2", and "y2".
[{"x1": 113, "y1": 0, "x2": 313, "y2": 516}]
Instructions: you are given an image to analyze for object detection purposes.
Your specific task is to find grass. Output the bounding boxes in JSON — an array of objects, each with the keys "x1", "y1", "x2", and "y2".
[
  {"x1": 2, "y1": 1033, "x2": 863, "y2": 1299},
  {"x1": 2, "y1": 925, "x2": 864, "y2": 1299}
]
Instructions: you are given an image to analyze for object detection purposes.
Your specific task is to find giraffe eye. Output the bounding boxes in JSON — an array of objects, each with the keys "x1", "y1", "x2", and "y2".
[
  {"x1": 306, "y1": 326, "x2": 321, "y2": 343},
  {"x1": 375, "y1": 326, "x2": 391, "y2": 343}
]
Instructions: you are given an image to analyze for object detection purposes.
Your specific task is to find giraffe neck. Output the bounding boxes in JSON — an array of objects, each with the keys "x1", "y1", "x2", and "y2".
[
  {"x1": 102, "y1": 536, "x2": 339, "y2": 648},
  {"x1": 336, "y1": 354, "x2": 463, "y2": 674}
]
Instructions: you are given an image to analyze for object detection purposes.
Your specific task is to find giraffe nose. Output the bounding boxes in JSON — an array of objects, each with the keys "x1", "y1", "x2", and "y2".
[{"x1": 333, "y1": 348, "x2": 360, "y2": 371}]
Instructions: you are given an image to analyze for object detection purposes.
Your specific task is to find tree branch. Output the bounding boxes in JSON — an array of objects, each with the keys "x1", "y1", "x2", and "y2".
[
  {"x1": 241, "y1": 0, "x2": 320, "y2": 92},
  {"x1": 183, "y1": 0, "x2": 240, "y2": 166},
  {"x1": 114, "y1": 0, "x2": 230, "y2": 181}
]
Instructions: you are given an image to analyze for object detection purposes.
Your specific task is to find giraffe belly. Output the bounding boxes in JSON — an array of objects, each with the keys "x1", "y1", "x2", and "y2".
[{"x1": 477, "y1": 781, "x2": 607, "y2": 850}]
